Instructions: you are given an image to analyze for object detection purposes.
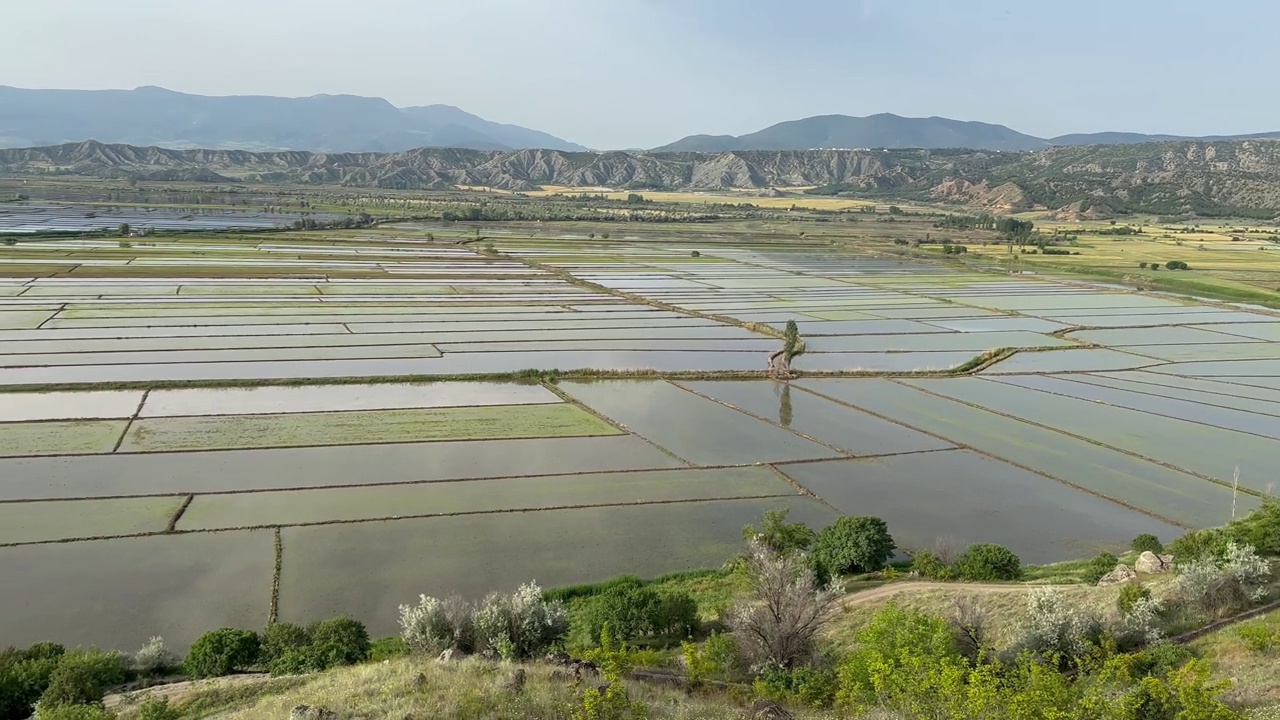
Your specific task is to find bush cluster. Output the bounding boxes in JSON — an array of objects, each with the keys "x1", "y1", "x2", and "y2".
[
  {"x1": 954, "y1": 544, "x2": 1022, "y2": 581},
  {"x1": 1237, "y1": 623, "x2": 1280, "y2": 654},
  {"x1": 184, "y1": 629, "x2": 260, "y2": 679},
  {"x1": 399, "y1": 582, "x2": 567, "y2": 660},
  {"x1": 911, "y1": 543, "x2": 1022, "y2": 582},
  {"x1": 259, "y1": 617, "x2": 370, "y2": 676},
  {"x1": 1132, "y1": 533, "x2": 1164, "y2": 554},
  {"x1": 34, "y1": 650, "x2": 129, "y2": 714},
  {"x1": 0, "y1": 643, "x2": 66, "y2": 720},
  {"x1": 570, "y1": 579, "x2": 699, "y2": 646},
  {"x1": 941, "y1": 243, "x2": 968, "y2": 255},
  {"x1": 1171, "y1": 542, "x2": 1271, "y2": 617},
  {"x1": 1169, "y1": 497, "x2": 1280, "y2": 560},
  {"x1": 812, "y1": 516, "x2": 895, "y2": 577}
]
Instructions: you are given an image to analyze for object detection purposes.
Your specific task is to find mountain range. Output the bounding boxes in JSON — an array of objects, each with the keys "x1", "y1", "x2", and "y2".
[
  {"x1": 652, "y1": 114, "x2": 1280, "y2": 152},
  {"x1": 6, "y1": 139, "x2": 1280, "y2": 218},
  {"x1": 0, "y1": 86, "x2": 587, "y2": 153},
  {"x1": 3, "y1": 87, "x2": 1280, "y2": 155}
]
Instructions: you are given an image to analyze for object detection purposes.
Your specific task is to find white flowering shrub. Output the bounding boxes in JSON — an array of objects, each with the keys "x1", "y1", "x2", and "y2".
[
  {"x1": 1117, "y1": 596, "x2": 1166, "y2": 648},
  {"x1": 1224, "y1": 542, "x2": 1273, "y2": 602},
  {"x1": 132, "y1": 636, "x2": 177, "y2": 676},
  {"x1": 1173, "y1": 542, "x2": 1272, "y2": 616},
  {"x1": 399, "y1": 594, "x2": 472, "y2": 655},
  {"x1": 1013, "y1": 588, "x2": 1101, "y2": 667},
  {"x1": 470, "y1": 582, "x2": 567, "y2": 659}
]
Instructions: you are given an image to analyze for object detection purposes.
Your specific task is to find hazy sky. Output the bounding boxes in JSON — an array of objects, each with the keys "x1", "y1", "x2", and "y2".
[{"x1": 4, "y1": 0, "x2": 1275, "y2": 148}]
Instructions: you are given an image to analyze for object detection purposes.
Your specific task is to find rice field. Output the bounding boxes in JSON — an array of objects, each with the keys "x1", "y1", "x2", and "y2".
[{"x1": 4, "y1": 225, "x2": 1280, "y2": 651}]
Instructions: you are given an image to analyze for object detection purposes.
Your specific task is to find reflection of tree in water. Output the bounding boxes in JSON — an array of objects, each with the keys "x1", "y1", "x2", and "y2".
[{"x1": 778, "y1": 382, "x2": 793, "y2": 428}]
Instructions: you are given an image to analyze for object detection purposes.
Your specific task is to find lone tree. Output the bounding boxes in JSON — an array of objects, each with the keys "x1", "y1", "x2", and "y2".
[
  {"x1": 728, "y1": 541, "x2": 836, "y2": 669},
  {"x1": 783, "y1": 319, "x2": 801, "y2": 360},
  {"x1": 118, "y1": 223, "x2": 130, "y2": 237},
  {"x1": 742, "y1": 507, "x2": 814, "y2": 555}
]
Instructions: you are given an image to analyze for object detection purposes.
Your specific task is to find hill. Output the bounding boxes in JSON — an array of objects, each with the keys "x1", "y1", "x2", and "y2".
[
  {"x1": 653, "y1": 113, "x2": 1050, "y2": 152},
  {"x1": 6, "y1": 139, "x2": 1280, "y2": 217},
  {"x1": 655, "y1": 113, "x2": 1280, "y2": 153},
  {"x1": 0, "y1": 86, "x2": 588, "y2": 153}
]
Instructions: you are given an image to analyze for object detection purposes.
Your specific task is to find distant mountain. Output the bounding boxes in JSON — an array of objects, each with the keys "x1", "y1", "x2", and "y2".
[
  {"x1": 0, "y1": 86, "x2": 587, "y2": 153},
  {"x1": 654, "y1": 114, "x2": 1051, "y2": 152},
  {"x1": 1050, "y1": 130, "x2": 1280, "y2": 146},
  {"x1": 7, "y1": 139, "x2": 1280, "y2": 218},
  {"x1": 654, "y1": 113, "x2": 1280, "y2": 153}
]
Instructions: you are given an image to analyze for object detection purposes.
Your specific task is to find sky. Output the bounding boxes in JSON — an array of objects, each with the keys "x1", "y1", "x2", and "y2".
[{"x1": 4, "y1": 0, "x2": 1277, "y2": 149}]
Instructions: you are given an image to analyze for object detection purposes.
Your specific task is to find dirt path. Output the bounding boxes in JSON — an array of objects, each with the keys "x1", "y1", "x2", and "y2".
[
  {"x1": 832, "y1": 580, "x2": 1068, "y2": 611},
  {"x1": 104, "y1": 673, "x2": 270, "y2": 710}
]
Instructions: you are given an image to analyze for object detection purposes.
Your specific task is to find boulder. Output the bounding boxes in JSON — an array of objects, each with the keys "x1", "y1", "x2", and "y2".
[
  {"x1": 1135, "y1": 551, "x2": 1175, "y2": 574},
  {"x1": 544, "y1": 651, "x2": 573, "y2": 666},
  {"x1": 501, "y1": 668, "x2": 527, "y2": 694},
  {"x1": 1097, "y1": 564, "x2": 1137, "y2": 586},
  {"x1": 750, "y1": 699, "x2": 795, "y2": 720},
  {"x1": 570, "y1": 659, "x2": 599, "y2": 679},
  {"x1": 290, "y1": 706, "x2": 337, "y2": 720},
  {"x1": 436, "y1": 648, "x2": 463, "y2": 663}
]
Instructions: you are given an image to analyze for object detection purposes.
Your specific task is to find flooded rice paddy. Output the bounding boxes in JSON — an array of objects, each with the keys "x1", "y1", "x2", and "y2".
[{"x1": 3, "y1": 227, "x2": 1280, "y2": 650}]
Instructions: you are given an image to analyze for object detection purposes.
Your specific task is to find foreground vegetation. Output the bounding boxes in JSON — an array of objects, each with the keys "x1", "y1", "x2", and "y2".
[{"x1": 3, "y1": 499, "x2": 1277, "y2": 719}]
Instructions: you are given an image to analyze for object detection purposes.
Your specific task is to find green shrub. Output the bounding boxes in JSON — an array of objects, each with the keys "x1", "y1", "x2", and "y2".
[
  {"x1": 690, "y1": 251, "x2": 700, "y2": 258},
  {"x1": 955, "y1": 544, "x2": 1022, "y2": 581},
  {"x1": 259, "y1": 623, "x2": 310, "y2": 668},
  {"x1": 573, "y1": 580, "x2": 657, "y2": 644},
  {"x1": 909, "y1": 550, "x2": 953, "y2": 579},
  {"x1": 367, "y1": 636, "x2": 409, "y2": 662},
  {"x1": 836, "y1": 604, "x2": 964, "y2": 710},
  {"x1": 1083, "y1": 552, "x2": 1121, "y2": 585},
  {"x1": 571, "y1": 581, "x2": 696, "y2": 644},
  {"x1": 755, "y1": 664, "x2": 838, "y2": 709},
  {"x1": 653, "y1": 592, "x2": 699, "y2": 639},
  {"x1": 135, "y1": 697, "x2": 181, "y2": 720},
  {"x1": 1117, "y1": 584, "x2": 1152, "y2": 616},
  {"x1": 184, "y1": 629, "x2": 260, "y2": 679},
  {"x1": 306, "y1": 617, "x2": 369, "y2": 666},
  {"x1": 1139, "y1": 261, "x2": 1148, "y2": 268},
  {"x1": 1132, "y1": 533, "x2": 1164, "y2": 554},
  {"x1": 38, "y1": 650, "x2": 128, "y2": 708},
  {"x1": 1166, "y1": 260, "x2": 1189, "y2": 270},
  {"x1": 1128, "y1": 642, "x2": 1194, "y2": 679},
  {"x1": 1, "y1": 644, "x2": 67, "y2": 720},
  {"x1": 702, "y1": 631, "x2": 740, "y2": 677},
  {"x1": 33, "y1": 704, "x2": 116, "y2": 720},
  {"x1": 1237, "y1": 624, "x2": 1279, "y2": 654},
  {"x1": 1228, "y1": 496, "x2": 1280, "y2": 555},
  {"x1": 813, "y1": 516, "x2": 895, "y2": 576},
  {"x1": 1168, "y1": 527, "x2": 1229, "y2": 562}
]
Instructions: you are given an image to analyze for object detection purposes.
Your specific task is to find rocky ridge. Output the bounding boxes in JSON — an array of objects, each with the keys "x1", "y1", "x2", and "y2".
[{"x1": 4, "y1": 139, "x2": 1280, "y2": 216}]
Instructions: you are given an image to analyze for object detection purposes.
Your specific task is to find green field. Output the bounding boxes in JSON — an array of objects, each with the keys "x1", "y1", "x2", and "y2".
[
  {"x1": 119, "y1": 403, "x2": 621, "y2": 452},
  {"x1": 0, "y1": 419, "x2": 128, "y2": 457}
]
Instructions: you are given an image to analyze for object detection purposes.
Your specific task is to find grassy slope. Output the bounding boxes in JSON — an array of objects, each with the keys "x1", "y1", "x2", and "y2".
[
  {"x1": 111, "y1": 565, "x2": 1279, "y2": 719},
  {"x1": 1191, "y1": 608, "x2": 1280, "y2": 716},
  {"x1": 124, "y1": 658, "x2": 837, "y2": 720}
]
